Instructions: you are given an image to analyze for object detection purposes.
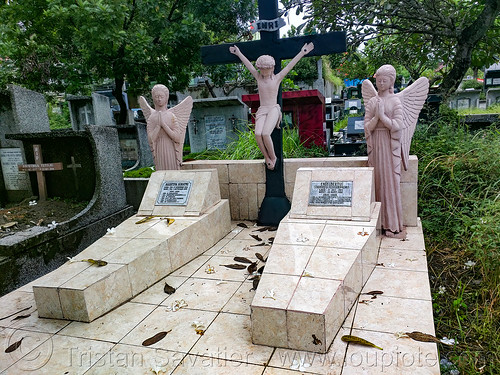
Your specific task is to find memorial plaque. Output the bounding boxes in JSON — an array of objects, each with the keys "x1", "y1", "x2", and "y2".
[
  {"x1": 156, "y1": 180, "x2": 193, "y2": 206},
  {"x1": 309, "y1": 181, "x2": 353, "y2": 206},
  {"x1": 354, "y1": 120, "x2": 364, "y2": 130},
  {"x1": 0, "y1": 148, "x2": 31, "y2": 190},
  {"x1": 205, "y1": 115, "x2": 226, "y2": 150}
]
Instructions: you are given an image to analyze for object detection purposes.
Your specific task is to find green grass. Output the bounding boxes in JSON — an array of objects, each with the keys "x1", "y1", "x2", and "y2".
[
  {"x1": 457, "y1": 103, "x2": 500, "y2": 115},
  {"x1": 412, "y1": 109, "x2": 500, "y2": 374}
]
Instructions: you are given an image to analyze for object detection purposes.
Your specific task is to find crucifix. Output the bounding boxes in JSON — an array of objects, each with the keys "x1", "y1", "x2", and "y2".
[
  {"x1": 201, "y1": 0, "x2": 346, "y2": 225},
  {"x1": 67, "y1": 156, "x2": 82, "y2": 191},
  {"x1": 18, "y1": 144, "x2": 63, "y2": 201}
]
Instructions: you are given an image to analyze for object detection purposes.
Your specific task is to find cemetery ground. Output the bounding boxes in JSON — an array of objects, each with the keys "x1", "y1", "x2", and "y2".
[{"x1": 0, "y1": 198, "x2": 87, "y2": 237}]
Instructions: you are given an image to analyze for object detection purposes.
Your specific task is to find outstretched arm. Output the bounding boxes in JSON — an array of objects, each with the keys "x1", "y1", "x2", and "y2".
[
  {"x1": 229, "y1": 45, "x2": 259, "y2": 80},
  {"x1": 276, "y1": 43, "x2": 314, "y2": 81}
]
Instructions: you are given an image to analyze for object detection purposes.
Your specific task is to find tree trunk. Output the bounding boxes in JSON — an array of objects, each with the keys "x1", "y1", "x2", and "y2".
[
  {"x1": 439, "y1": 0, "x2": 500, "y2": 99},
  {"x1": 113, "y1": 77, "x2": 128, "y2": 125}
]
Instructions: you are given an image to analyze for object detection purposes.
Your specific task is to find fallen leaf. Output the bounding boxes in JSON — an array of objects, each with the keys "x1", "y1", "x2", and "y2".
[
  {"x1": 341, "y1": 335, "x2": 382, "y2": 350},
  {"x1": 135, "y1": 216, "x2": 154, "y2": 224},
  {"x1": 163, "y1": 283, "x2": 176, "y2": 295},
  {"x1": 255, "y1": 253, "x2": 265, "y2": 262},
  {"x1": 363, "y1": 290, "x2": 383, "y2": 296},
  {"x1": 233, "y1": 256, "x2": 253, "y2": 264},
  {"x1": 142, "y1": 330, "x2": 171, "y2": 346},
  {"x1": 220, "y1": 264, "x2": 247, "y2": 270},
  {"x1": 257, "y1": 265, "x2": 265, "y2": 274},
  {"x1": 405, "y1": 331, "x2": 442, "y2": 344},
  {"x1": 268, "y1": 237, "x2": 274, "y2": 244},
  {"x1": 250, "y1": 234, "x2": 262, "y2": 241},
  {"x1": 312, "y1": 334, "x2": 322, "y2": 345},
  {"x1": 12, "y1": 314, "x2": 30, "y2": 321},
  {"x1": 254, "y1": 226, "x2": 277, "y2": 232},
  {"x1": 0, "y1": 306, "x2": 32, "y2": 321},
  {"x1": 252, "y1": 277, "x2": 260, "y2": 291},
  {"x1": 5, "y1": 338, "x2": 23, "y2": 353},
  {"x1": 247, "y1": 262, "x2": 257, "y2": 274},
  {"x1": 83, "y1": 259, "x2": 107, "y2": 267},
  {"x1": 237, "y1": 222, "x2": 248, "y2": 228},
  {"x1": 252, "y1": 242, "x2": 266, "y2": 247}
]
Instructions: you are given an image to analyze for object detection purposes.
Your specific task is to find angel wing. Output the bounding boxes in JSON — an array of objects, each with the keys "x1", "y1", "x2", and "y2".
[
  {"x1": 138, "y1": 96, "x2": 152, "y2": 121},
  {"x1": 395, "y1": 77, "x2": 429, "y2": 171},
  {"x1": 362, "y1": 79, "x2": 378, "y2": 104},
  {"x1": 168, "y1": 96, "x2": 193, "y2": 165}
]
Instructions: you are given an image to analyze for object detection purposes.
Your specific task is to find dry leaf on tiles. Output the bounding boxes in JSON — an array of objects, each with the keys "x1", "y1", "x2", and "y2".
[
  {"x1": 257, "y1": 265, "x2": 265, "y2": 274},
  {"x1": 163, "y1": 283, "x2": 176, "y2": 295},
  {"x1": 237, "y1": 222, "x2": 248, "y2": 228},
  {"x1": 364, "y1": 290, "x2": 384, "y2": 296},
  {"x1": 251, "y1": 276, "x2": 261, "y2": 291},
  {"x1": 312, "y1": 334, "x2": 322, "y2": 345},
  {"x1": 341, "y1": 335, "x2": 383, "y2": 350},
  {"x1": 11, "y1": 314, "x2": 30, "y2": 321},
  {"x1": 250, "y1": 234, "x2": 262, "y2": 241},
  {"x1": 220, "y1": 264, "x2": 247, "y2": 270},
  {"x1": 405, "y1": 331, "x2": 442, "y2": 344},
  {"x1": 4, "y1": 338, "x2": 23, "y2": 353},
  {"x1": 252, "y1": 242, "x2": 266, "y2": 247},
  {"x1": 82, "y1": 259, "x2": 107, "y2": 267},
  {"x1": 254, "y1": 226, "x2": 277, "y2": 232},
  {"x1": 247, "y1": 262, "x2": 257, "y2": 274},
  {"x1": 135, "y1": 216, "x2": 154, "y2": 224},
  {"x1": 0, "y1": 306, "x2": 31, "y2": 321},
  {"x1": 255, "y1": 253, "x2": 266, "y2": 263},
  {"x1": 233, "y1": 256, "x2": 253, "y2": 264},
  {"x1": 165, "y1": 218, "x2": 175, "y2": 226},
  {"x1": 142, "y1": 330, "x2": 172, "y2": 346},
  {"x1": 268, "y1": 237, "x2": 274, "y2": 244}
]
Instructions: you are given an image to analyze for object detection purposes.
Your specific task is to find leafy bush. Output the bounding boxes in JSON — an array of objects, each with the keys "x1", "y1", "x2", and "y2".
[
  {"x1": 48, "y1": 102, "x2": 71, "y2": 130},
  {"x1": 412, "y1": 109, "x2": 500, "y2": 374}
]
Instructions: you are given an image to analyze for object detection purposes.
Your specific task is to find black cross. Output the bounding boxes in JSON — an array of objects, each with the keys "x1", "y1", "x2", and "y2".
[{"x1": 201, "y1": 0, "x2": 346, "y2": 225}]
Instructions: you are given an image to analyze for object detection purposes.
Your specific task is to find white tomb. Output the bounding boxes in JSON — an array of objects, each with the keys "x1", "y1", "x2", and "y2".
[
  {"x1": 251, "y1": 167, "x2": 381, "y2": 353},
  {"x1": 33, "y1": 169, "x2": 230, "y2": 322}
]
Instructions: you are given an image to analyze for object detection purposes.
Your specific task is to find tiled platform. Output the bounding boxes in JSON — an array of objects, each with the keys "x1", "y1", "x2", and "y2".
[{"x1": 0, "y1": 220, "x2": 439, "y2": 374}]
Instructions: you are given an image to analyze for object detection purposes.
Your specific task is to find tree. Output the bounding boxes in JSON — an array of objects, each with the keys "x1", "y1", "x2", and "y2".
[
  {"x1": 282, "y1": 0, "x2": 500, "y2": 98},
  {"x1": 0, "y1": 0, "x2": 256, "y2": 123}
]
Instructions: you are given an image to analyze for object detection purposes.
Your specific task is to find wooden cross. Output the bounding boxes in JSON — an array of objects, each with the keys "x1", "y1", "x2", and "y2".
[
  {"x1": 18, "y1": 144, "x2": 63, "y2": 201},
  {"x1": 67, "y1": 156, "x2": 82, "y2": 191},
  {"x1": 201, "y1": 0, "x2": 346, "y2": 225}
]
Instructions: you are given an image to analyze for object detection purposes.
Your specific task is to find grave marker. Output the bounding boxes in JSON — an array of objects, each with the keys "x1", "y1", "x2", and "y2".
[
  {"x1": 18, "y1": 144, "x2": 63, "y2": 201},
  {"x1": 67, "y1": 156, "x2": 82, "y2": 191},
  {"x1": 201, "y1": 0, "x2": 346, "y2": 225}
]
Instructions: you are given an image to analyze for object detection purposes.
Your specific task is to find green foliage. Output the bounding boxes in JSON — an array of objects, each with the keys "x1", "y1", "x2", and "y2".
[
  {"x1": 461, "y1": 80, "x2": 483, "y2": 90},
  {"x1": 282, "y1": 0, "x2": 500, "y2": 96},
  {"x1": 412, "y1": 111, "x2": 500, "y2": 374},
  {"x1": 0, "y1": 0, "x2": 256, "y2": 96},
  {"x1": 184, "y1": 127, "x2": 328, "y2": 161},
  {"x1": 48, "y1": 101, "x2": 71, "y2": 130},
  {"x1": 123, "y1": 167, "x2": 155, "y2": 178},
  {"x1": 457, "y1": 103, "x2": 500, "y2": 115}
]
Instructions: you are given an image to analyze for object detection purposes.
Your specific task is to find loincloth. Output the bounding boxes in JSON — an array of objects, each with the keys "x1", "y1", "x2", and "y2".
[{"x1": 256, "y1": 104, "x2": 282, "y2": 128}]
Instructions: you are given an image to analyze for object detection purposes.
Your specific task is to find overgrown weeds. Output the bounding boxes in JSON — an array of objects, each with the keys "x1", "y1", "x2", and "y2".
[{"x1": 412, "y1": 109, "x2": 500, "y2": 374}]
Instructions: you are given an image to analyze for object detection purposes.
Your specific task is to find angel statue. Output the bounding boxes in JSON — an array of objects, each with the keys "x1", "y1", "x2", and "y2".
[
  {"x1": 229, "y1": 43, "x2": 314, "y2": 170},
  {"x1": 362, "y1": 65, "x2": 429, "y2": 236},
  {"x1": 139, "y1": 85, "x2": 193, "y2": 170}
]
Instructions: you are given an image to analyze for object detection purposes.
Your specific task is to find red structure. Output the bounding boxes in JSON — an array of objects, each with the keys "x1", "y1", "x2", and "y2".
[{"x1": 242, "y1": 89, "x2": 326, "y2": 148}]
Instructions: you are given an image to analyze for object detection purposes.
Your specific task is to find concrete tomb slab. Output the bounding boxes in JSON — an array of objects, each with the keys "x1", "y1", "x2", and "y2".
[
  {"x1": 251, "y1": 167, "x2": 381, "y2": 353},
  {"x1": 33, "y1": 169, "x2": 230, "y2": 322}
]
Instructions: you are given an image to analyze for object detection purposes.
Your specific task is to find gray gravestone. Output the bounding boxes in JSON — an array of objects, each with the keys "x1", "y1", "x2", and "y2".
[
  {"x1": 449, "y1": 90, "x2": 480, "y2": 110},
  {"x1": 187, "y1": 97, "x2": 248, "y2": 153},
  {"x1": 67, "y1": 93, "x2": 114, "y2": 130},
  {"x1": 0, "y1": 85, "x2": 51, "y2": 202}
]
